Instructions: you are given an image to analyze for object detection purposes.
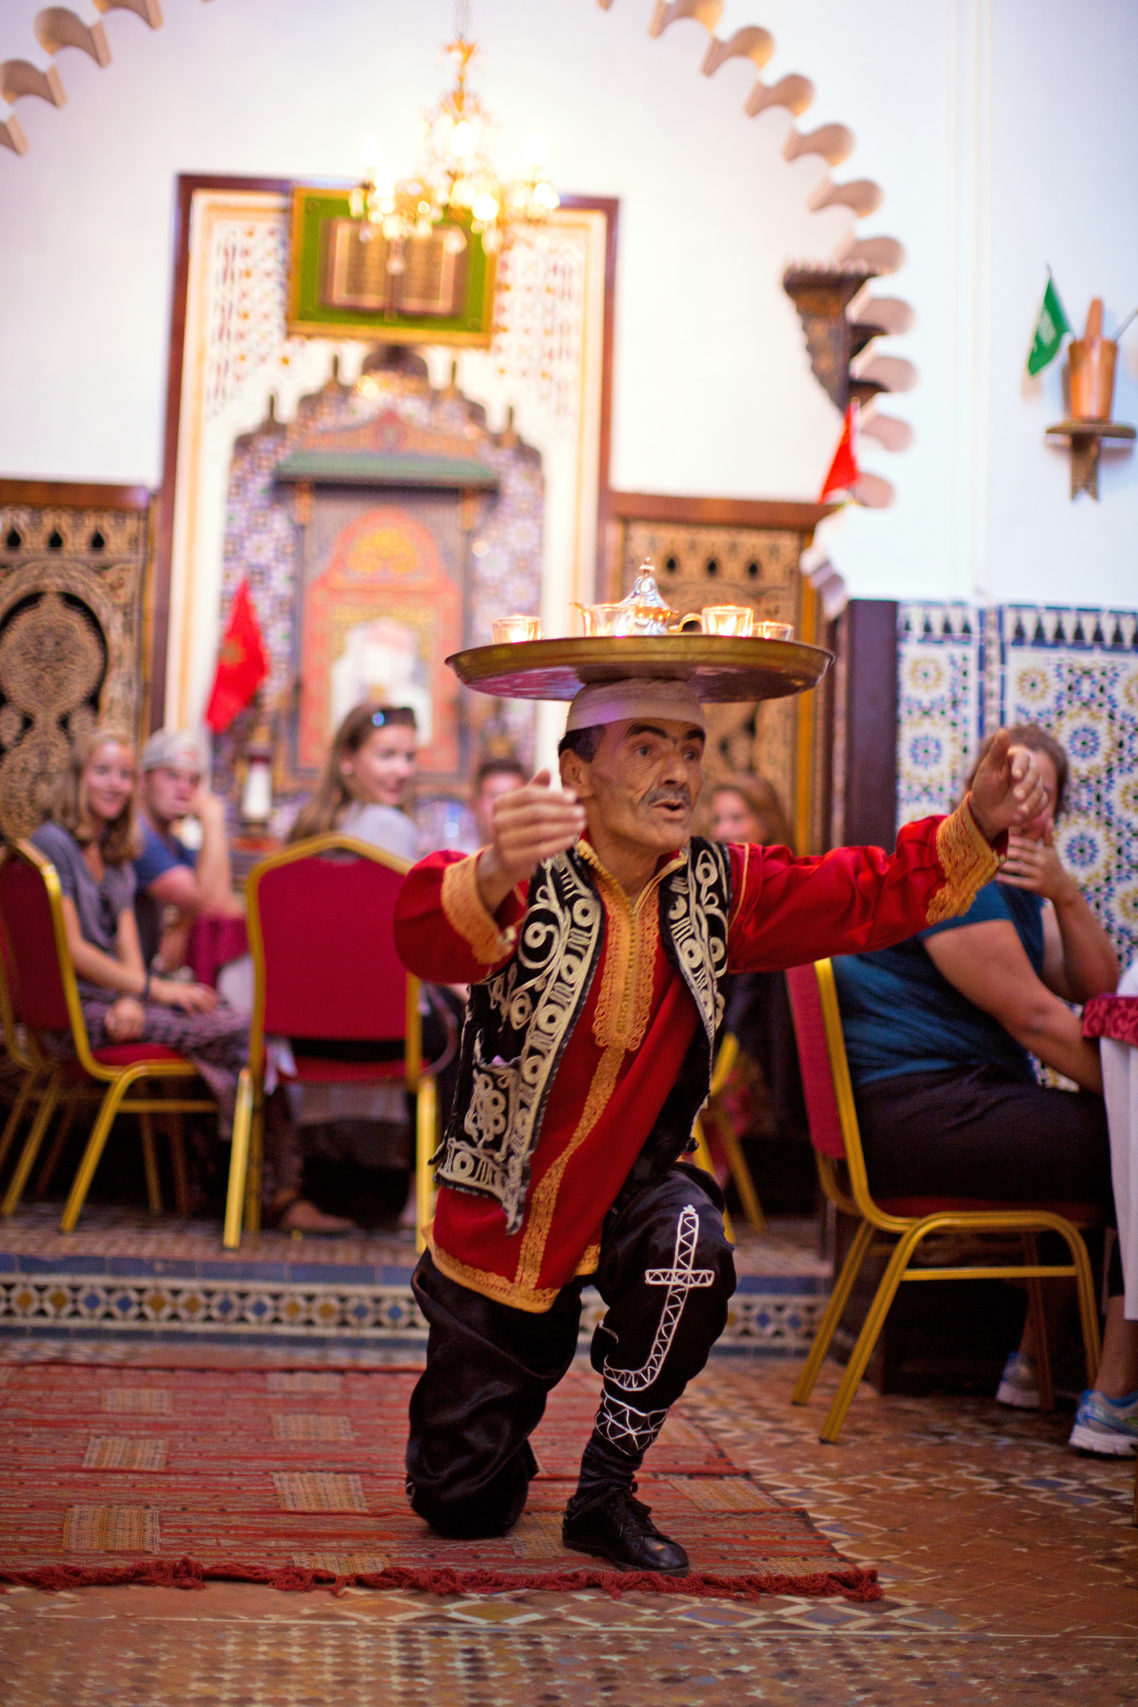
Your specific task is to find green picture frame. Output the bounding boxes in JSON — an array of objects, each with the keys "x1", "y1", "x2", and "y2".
[{"x1": 287, "y1": 185, "x2": 498, "y2": 345}]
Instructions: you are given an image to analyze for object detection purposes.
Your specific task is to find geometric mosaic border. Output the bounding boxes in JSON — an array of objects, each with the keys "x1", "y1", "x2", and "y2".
[{"x1": 0, "y1": 1271, "x2": 823, "y2": 1357}]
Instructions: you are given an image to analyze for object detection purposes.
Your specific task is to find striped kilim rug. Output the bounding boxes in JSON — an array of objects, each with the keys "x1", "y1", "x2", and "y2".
[{"x1": 0, "y1": 1361, "x2": 879, "y2": 1601}]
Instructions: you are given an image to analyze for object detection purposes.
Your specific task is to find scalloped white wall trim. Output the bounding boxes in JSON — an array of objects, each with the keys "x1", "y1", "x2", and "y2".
[{"x1": 0, "y1": 0, "x2": 916, "y2": 501}]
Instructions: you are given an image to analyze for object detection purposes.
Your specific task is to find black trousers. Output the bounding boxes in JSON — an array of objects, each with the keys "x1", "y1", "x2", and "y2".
[
  {"x1": 856, "y1": 1065, "x2": 1122, "y2": 1294},
  {"x1": 855, "y1": 1065, "x2": 1113, "y2": 1204},
  {"x1": 406, "y1": 1164, "x2": 736, "y2": 1538}
]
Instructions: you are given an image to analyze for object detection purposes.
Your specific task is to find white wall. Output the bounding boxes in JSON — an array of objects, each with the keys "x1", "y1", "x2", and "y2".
[{"x1": 1, "y1": 0, "x2": 1136, "y2": 612}]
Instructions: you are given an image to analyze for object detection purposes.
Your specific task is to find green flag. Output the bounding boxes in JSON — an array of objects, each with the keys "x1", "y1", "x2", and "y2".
[{"x1": 1027, "y1": 273, "x2": 1071, "y2": 375}]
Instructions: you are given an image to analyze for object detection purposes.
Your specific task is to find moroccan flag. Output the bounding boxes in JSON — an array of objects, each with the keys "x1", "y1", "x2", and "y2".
[
  {"x1": 1027, "y1": 272, "x2": 1071, "y2": 375},
  {"x1": 819, "y1": 401, "x2": 860, "y2": 502},
  {"x1": 204, "y1": 578, "x2": 268, "y2": 732}
]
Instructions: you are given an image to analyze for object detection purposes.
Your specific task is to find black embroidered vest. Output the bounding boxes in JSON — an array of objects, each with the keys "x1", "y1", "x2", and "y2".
[{"x1": 434, "y1": 837, "x2": 732, "y2": 1234}]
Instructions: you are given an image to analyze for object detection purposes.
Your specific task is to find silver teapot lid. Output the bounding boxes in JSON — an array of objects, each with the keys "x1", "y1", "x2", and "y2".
[{"x1": 620, "y1": 560, "x2": 668, "y2": 610}]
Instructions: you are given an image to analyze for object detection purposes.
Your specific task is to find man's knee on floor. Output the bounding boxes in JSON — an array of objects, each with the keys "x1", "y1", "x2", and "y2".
[
  {"x1": 407, "y1": 1472, "x2": 527, "y2": 1540},
  {"x1": 405, "y1": 1439, "x2": 535, "y2": 1540}
]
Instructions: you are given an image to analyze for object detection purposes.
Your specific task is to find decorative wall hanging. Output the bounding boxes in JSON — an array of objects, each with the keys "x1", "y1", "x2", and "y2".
[
  {"x1": 0, "y1": 481, "x2": 151, "y2": 838},
  {"x1": 287, "y1": 189, "x2": 498, "y2": 346}
]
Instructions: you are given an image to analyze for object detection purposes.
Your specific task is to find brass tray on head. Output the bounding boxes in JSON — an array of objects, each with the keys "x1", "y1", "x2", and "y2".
[{"x1": 446, "y1": 634, "x2": 833, "y2": 702}]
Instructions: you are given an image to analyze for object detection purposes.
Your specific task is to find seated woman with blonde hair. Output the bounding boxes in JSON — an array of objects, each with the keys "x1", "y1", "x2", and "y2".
[{"x1": 31, "y1": 727, "x2": 346, "y2": 1234}]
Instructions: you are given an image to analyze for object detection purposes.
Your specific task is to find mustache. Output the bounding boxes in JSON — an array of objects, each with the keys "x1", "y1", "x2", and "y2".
[{"x1": 645, "y1": 785, "x2": 692, "y2": 809}]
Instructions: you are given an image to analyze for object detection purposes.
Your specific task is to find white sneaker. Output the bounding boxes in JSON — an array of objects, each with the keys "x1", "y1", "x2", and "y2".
[
  {"x1": 996, "y1": 1350, "x2": 1040, "y2": 1409},
  {"x1": 1068, "y1": 1388, "x2": 1138, "y2": 1457}
]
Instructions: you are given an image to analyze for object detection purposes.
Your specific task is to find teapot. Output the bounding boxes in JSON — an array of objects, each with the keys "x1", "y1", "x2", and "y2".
[{"x1": 573, "y1": 561, "x2": 686, "y2": 636}]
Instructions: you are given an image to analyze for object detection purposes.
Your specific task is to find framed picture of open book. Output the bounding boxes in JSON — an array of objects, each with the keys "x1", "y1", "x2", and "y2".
[{"x1": 287, "y1": 185, "x2": 497, "y2": 345}]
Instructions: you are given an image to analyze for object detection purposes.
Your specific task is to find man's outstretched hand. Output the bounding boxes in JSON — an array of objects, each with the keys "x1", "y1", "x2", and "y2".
[
  {"x1": 476, "y1": 769, "x2": 587, "y2": 914},
  {"x1": 967, "y1": 730, "x2": 1047, "y2": 842}
]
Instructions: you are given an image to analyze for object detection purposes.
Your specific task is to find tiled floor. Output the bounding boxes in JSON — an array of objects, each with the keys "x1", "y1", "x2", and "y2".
[{"x1": 2, "y1": 1326, "x2": 1137, "y2": 1702}]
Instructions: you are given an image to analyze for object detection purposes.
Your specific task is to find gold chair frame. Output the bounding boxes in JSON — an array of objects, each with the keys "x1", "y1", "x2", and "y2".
[
  {"x1": 0, "y1": 842, "x2": 215, "y2": 1230},
  {"x1": 691, "y1": 1032, "x2": 765, "y2": 1239},
  {"x1": 788, "y1": 957, "x2": 1104, "y2": 1443}
]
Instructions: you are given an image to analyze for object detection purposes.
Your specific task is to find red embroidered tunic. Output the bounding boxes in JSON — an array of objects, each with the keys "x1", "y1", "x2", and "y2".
[{"x1": 394, "y1": 805, "x2": 998, "y2": 1312}]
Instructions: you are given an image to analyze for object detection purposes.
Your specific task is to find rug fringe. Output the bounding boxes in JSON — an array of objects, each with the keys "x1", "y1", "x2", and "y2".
[{"x1": 0, "y1": 1557, "x2": 880, "y2": 1602}]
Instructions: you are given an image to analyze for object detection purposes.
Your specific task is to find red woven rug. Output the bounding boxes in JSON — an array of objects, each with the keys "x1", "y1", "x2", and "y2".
[{"x1": 0, "y1": 1361, "x2": 879, "y2": 1601}]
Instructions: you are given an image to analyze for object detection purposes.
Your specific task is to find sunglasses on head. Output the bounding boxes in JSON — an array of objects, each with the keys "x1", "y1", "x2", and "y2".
[{"x1": 370, "y1": 708, "x2": 414, "y2": 728}]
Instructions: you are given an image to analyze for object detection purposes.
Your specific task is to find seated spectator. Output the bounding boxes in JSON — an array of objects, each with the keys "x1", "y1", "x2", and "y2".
[
  {"x1": 287, "y1": 702, "x2": 419, "y2": 860},
  {"x1": 832, "y1": 723, "x2": 1138, "y2": 1455},
  {"x1": 31, "y1": 726, "x2": 346, "y2": 1233},
  {"x1": 471, "y1": 755, "x2": 528, "y2": 848},
  {"x1": 704, "y1": 774, "x2": 811, "y2": 1210},
  {"x1": 707, "y1": 773, "x2": 794, "y2": 852},
  {"x1": 133, "y1": 730, "x2": 243, "y2": 975}
]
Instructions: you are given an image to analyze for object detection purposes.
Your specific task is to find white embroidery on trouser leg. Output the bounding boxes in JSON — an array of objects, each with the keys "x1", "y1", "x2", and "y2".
[
  {"x1": 603, "y1": 1203, "x2": 715, "y2": 1394},
  {"x1": 595, "y1": 1393, "x2": 669, "y2": 1454}
]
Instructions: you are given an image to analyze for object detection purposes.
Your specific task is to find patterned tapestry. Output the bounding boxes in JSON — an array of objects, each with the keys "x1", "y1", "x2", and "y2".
[
  {"x1": 897, "y1": 601, "x2": 1138, "y2": 969},
  {"x1": 0, "y1": 499, "x2": 149, "y2": 838}
]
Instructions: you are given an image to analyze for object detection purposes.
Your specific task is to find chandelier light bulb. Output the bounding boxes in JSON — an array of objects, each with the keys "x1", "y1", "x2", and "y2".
[
  {"x1": 348, "y1": 3, "x2": 557, "y2": 262},
  {"x1": 449, "y1": 118, "x2": 475, "y2": 161}
]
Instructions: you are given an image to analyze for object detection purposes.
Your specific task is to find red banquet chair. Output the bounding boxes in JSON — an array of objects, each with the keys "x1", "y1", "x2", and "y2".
[
  {"x1": 223, "y1": 834, "x2": 439, "y2": 1250},
  {"x1": 0, "y1": 841, "x2": 214, "y2": 1230},
  {"x1": 691, "y1": 1032, "x2": 765, "y2": 1237},
  {"x1": 785, "y1": 957, "x2": 1104, "y2": 1443},
  {"x1": 0, "y1": 907, "x2": 47, "y2": 1185}
]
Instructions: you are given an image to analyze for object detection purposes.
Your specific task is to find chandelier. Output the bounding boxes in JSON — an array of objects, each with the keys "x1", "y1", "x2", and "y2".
[{"x1": 349, "y1": 0, "x2": 558, "y2": 269}]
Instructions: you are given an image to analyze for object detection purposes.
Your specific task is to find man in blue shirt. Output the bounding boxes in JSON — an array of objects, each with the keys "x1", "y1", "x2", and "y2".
[{"x1": 133, "y1": 730, "x2": 243, "y2": 972}]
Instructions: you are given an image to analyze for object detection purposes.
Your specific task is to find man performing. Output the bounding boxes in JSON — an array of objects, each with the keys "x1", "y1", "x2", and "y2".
[{"x1": 394, "y1": 673, "x2": 1046, "y2": 1576}]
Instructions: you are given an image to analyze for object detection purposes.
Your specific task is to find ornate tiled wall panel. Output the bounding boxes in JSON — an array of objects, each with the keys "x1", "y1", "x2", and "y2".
[
  {"x1": 897, "y1": 601, "x2": 1138, "y2": 967},
  {"x1": 0, "y1": 1262, "x2": 822, "y2": 1357}
]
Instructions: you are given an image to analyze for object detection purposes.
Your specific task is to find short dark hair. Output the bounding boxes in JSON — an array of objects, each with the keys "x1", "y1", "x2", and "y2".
[
  {"x1": 474, "y1": 755, "x2": 527, "y2": 790},
  {"x1": 557, "y1": 724, "x2": 603, "y2": 762}
]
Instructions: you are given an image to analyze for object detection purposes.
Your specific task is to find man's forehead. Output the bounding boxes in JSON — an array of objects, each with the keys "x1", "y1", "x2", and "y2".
[{"x1": 607, "y1": 717, "x2": 705, "y2": 746}]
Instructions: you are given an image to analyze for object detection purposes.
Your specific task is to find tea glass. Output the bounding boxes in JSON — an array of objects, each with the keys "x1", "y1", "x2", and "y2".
[
  {"x1": 701, "y1": 605, "x2": 754, "y2": 637},
  {"x1": 578, "y1": 603, "x2": 631, "y2": 637},
  {"x1": 492, "y1": 614, "x2": 543, "y2": 644},
  {"x1": 754, "y1": 620, "x2": 795, "y2": 641}
]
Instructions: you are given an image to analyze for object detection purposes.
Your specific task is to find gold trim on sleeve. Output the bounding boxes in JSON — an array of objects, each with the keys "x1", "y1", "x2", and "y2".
[
  {"x1": 927, "y1": 801, "x2": 1002, "y2": 924},
  {"x1": 441, "y1": 854, "x2": 518, "y2": 964}
]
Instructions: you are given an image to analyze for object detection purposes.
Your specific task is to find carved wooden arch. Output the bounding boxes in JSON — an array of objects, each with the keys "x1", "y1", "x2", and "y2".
[{"x1": 2, "y1": 0, "x2": 914, "y2": 497}]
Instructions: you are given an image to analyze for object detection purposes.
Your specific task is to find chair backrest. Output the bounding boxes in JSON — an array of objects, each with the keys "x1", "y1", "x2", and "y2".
[
  {"x1": 247, "y1": 834, "x2": 415, "y2": 1048},
  {"x1": 785, "y1": 959, "x2": 856, "y2": 1163},
  {"x1": 0, "y1": 843, "x2": 81, "y2": 1038}
]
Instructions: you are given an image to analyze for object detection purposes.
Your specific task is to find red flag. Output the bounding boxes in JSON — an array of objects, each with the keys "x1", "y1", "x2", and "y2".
[
  {"x1": 819, "y1": 400, "x2": 860, "y2": 502},
  {"x1": 204, "y1": 579, "x2": 268, "y2": 732}
]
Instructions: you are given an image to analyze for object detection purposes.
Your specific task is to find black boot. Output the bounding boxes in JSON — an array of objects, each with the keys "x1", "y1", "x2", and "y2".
[
  {"x1": 562, "y1": 1483, "x2": 689, "y2": 1575},
  {"x1": 562, "y1": 1396, "x2": 687, "y2": 1574}
]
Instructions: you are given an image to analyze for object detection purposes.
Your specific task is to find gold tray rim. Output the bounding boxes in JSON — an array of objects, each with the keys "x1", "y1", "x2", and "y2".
[{"x1": 445, "y1": 634, "x2": 834, "y2": 702}]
